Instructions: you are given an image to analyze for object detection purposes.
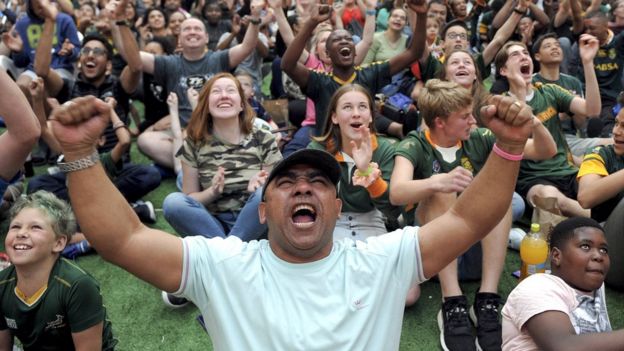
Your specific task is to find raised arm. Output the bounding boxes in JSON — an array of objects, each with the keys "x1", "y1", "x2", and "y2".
[
  {"x1": 354, "y1": 0, "x2": 376, "y2": 65},
  {"x1": 522, "y1": 116, "x2": 557, "y2": 160},
  {"x1": 418, "y1": 95, "x2": 533, "y2": 278},
  {"x1": 492, "y1": 0, "x2": 514, "y2": 29},
  {"x1": 108, "y1": 0, "x2": 142, "y2": 94},
  {"x1": 29, "y1": 78, "x2": 62, "y2": 154},
  {"x1": 568, "y1": 34, "x2": 601, "y2": 121},
  {"x1": 33, "y1": 0, "x2": 64, "y2": 97},
  {"x1": 281, "y1": 4, "x2": 331, "y2": 91},
  {"x1": 228, "y1": 4, "x2": 262, "y2": 69},
  {"x1": 482, "y1": 1, "x2": 524, "y2": 66},
  {"x1": 388, "y1": 3, "x2": 427, "y2": 76},
  {"x1": 0, "y1": 70, "x2": 41, "y2": 181},
  {"x1": 50, "y1": 97, "x2": 183, "y2": 292}
]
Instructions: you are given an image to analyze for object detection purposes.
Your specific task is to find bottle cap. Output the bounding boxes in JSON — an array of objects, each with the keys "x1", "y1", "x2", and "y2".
[{"x1": 530, "y1": 223, "x2": 540, "y2": 233}]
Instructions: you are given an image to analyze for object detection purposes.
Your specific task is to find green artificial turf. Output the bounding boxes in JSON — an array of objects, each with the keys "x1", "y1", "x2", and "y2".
[{"x1": 3, "y1": 111, "x2": 624, "y2": 350}]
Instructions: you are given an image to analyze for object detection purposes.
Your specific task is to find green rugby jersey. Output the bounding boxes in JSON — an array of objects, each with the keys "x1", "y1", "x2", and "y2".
[
  {"x1": 0, "y1": 258, "x2": 116, "y2": 350},
  {"x1": 578, "y1": 144, "x2": 624, "y2": 222}
]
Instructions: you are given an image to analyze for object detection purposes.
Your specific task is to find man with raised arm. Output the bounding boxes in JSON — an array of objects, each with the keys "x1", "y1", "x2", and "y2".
[
  {"x1": 281, "y1": 1, "x2": 427, "y2": 139},
  {"x1": 133, "y1": 4, "x2": 262, "y2": 170},
  {"x1": 50, "y1": 92, "x2": 533, "y2": 350}
]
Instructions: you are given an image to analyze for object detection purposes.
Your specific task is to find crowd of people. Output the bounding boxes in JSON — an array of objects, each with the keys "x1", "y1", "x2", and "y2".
[{"x1": 1, "y1": 0, "x2": 624, "y2": 349}]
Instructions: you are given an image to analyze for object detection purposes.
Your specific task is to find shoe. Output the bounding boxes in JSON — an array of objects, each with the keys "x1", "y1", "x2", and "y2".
[
  {"x1": 62, "y1": 240, "x2": 94, "y2": 259},
  {"x1": 438, "y1": 295, "x2": 476, "y2": 351},
  {"x1": 508, "y1": 228, "x2": 526, "y2": 251},
  {"x1": 132, "y1": 200, "x2": 156, "y2": 224},
  {"x1": 161, "y1": 291, "x2": 189, "y2": 308},
  {"x1": 470, "y1": 292, "x2": 502, "y2": 351}
]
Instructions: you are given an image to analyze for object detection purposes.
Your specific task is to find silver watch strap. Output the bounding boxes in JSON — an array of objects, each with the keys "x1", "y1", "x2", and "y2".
[{"x1": 58, "y1": 150, "x2": 100, "y2": 173}]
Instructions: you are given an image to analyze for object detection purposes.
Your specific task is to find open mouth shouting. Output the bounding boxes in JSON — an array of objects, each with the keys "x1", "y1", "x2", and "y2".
[
  {"x1": 291, "y1": 203, "x2": 317, "y2": 229},
  {"x1": 520, "y1": 63, "x2": 531, "y2": 76},
  {"x1": 339, "y1": 47, "x2": 352, "y2": 58}
]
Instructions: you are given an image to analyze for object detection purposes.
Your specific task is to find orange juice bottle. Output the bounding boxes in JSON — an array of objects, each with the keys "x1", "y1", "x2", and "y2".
[{"x1": 519, "y1": 223, "x2": 548, "y2": 280}]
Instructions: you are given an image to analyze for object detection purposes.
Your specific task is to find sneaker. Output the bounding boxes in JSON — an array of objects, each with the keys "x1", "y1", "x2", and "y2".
[
  {"x1": 508, "y1": 228, "x2": 526, "y2": 251},
  {"x1": 161, "y1": 291, "x2": 189, "y2": 308},
  {"x1": 470, "y1": 292, "x2": 502, "y2": 351},
  {"x1": 62, "y1": 240, "x2": 94, "y2": 259},
  {"x1": 438, "y1": 295, "x2": 476, "y2": 351},
  {"x1": 132, "y1": 200, "x2": 156, "y2": 224}
]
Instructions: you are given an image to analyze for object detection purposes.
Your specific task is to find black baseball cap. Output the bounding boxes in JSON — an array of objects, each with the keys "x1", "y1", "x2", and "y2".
[{"x1": 262, "y1": 149, "x2": 341, "y2": 200}]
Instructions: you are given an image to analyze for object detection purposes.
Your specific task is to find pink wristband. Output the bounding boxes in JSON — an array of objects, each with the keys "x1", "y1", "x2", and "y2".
[{"x1": 493, "y1": 143, "x2": 524, "y2": 161}]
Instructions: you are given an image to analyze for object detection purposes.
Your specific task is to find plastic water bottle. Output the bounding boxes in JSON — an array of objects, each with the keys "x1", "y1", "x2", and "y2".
[{"x1": 519, "y1": 223, "x2": 548, "y2": 280}]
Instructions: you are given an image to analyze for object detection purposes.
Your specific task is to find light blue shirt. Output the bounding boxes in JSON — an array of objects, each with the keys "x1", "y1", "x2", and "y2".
[{"x1": 175, "y1": 227, "x2": 426, "y2": 350}]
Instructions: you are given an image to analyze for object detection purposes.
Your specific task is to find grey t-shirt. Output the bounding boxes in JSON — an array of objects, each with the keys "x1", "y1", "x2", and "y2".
[{"x1": 154, "y1": 50, "x2": 230, "y2": 125}]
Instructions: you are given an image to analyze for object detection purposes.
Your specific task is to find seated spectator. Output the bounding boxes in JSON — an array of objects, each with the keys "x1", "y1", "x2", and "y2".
[
  {"x1": 569, "y1": 11, "x2": 624, "y2": 136},
  {"x1": 4, "y1": 0, "x2": 80, "y2": 99},
  {"x1": 281, "y1": 1, "x2": 427, "y2": 153},
  {"x1": 27, "y1": 81, "x2": 161, "y2": 223},
  {"x1": 577, "y1": 109, "x2": 624, "y2": 290},
  {"x1": 269, "y1": 0, "x2": 376, "y2": 154},
  {"x1": 0, "y1": 191, "x2": 117, "y2": 350},
  {"x1": 390, "y1": 79, "x2": 556, "y2": 351},
  {"x1": 502, "y1": 217, "x2": 620, "y2": 350},
  {"x1": 531, "y1": 33, "x2": 612, "y2": 159},
  {"x1": 308, "y1": 84, "x2": 421, "y2": 306},
  {"x1": 48, "y1": 88, "x2": 535, "y2": 349},
  {"x1": 362, "y1": 7, "x2": 408, "y2": 65},
  {"x1": 0, "y1": 68, "x2": 40, "y2": 217},
  {"x1": 135, "y1": 9, "x2": 261, "y2": 171},
  {"x1": 309, "y1": 84, "x2": 401, "y2": 241},
  {"x1": 494, "y1": 38, "x2": 600, "y2": 217},
  {"x1": 34, "y1": 0, "x2": 142, "y2": 153},
  {"x1": 216, "y1": 10, "x2": 269, "y2": 95},
  {"x1": 201, "y1": 2, "x2": 232, "y2": 52},
  {"x1": 162, "y1": 73, "x2": 282, "y2": 241}
]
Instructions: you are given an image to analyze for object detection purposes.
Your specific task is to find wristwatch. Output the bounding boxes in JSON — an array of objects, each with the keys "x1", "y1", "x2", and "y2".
[
  {"x1": 249, "y1": 17, "x2": 261, "y2": 25},
  {"x1": 58, "y1": 150, "x2": 100, "y2": 173},
  {"x1": 115, "y1": 19, "x2": 130, "y2": 26}
]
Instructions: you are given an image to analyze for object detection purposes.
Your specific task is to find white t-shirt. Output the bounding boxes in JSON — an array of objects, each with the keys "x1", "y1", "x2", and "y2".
[
  {"x1": 502, "y1": 273, "x2": 611, "y2": 351},
  {"x1": 174, "y1": 227, "x2": 425, "y2": 351}
]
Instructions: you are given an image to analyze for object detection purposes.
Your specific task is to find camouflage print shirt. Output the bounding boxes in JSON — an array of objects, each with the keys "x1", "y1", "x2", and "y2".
[{"x1": 178, "y1": 126, "x2": 282, "y2": 213}]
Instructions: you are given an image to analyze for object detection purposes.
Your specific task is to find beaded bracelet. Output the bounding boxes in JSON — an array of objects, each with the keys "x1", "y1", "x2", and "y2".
[{"x1": 493, "y1": 143, "x2": 524, "y2": 161}]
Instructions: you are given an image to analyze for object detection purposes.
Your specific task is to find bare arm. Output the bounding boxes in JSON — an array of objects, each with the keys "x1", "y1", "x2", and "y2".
[
  {"x1": 522, "y1": 116, "x2": 557, "y2": 160},
  {"x1": 108, "y1": 0, "x2": 142, "y2": 94},
  {"x1": 72, "y1": 322, "x2": 103, "y2": 351},
  {"x1": 483, "y1": 8, "x2": 523, "y2": 66},
  {"x1": 0, "y1": 70, "x2": 41, "y2": 181},
  {"x1": 354, "y1": 0, "x2": 377, "y2": 66},
  {"x1": 0, "y1": 330, "x2": 12, "y2": 351},
  {"x1": 108, "y1": 104, "x2": 132, "y2": 164},
  {"x1": 569, "y1": 0, "x2": 584, "y2": 34},
  {"x1": 182, "y1": 163, "x2": 225, "y2": 205},
  {"x1": 229, "y1": 6, "x2": 262, "y2": 69},
  {"x1": 492, "y1": 0, "x2": 514, "y2": 29},
  {"x1": 418, "y1": 95, "x2": 533, "y2": 278},
  {"x1": 389, "y1": 156, "x2": 473, "y2": 205},
  {"x1": 50, "y1": 96, "x2": 183, "y2": 292},
  {"x1": 33, "y1": 0, "x2": 64, "y2": 97},
  {"x1": 569, "y1": 34, "x2": 601, "y2": 118},
  {"x1": 388, "y1": 6, "x2": 427, "y2": 76},
  {"x1": 528, "y1": 1, "x2": 550, "y2": 29},
  {"x1": 281, "y1": 4, "x2": 331, "y2": 91},
  {"x1": 578, "y1": 170, "x2": 624, "y2": 208},
  {"x1": 525, "y1": 311, "x2": 624, "y2": 351},
  {"x1": 30, "y1": 78, "x2": 62, "y2": 154},
  {"x1": 554, "y1": 0, "x2": 570, "y2": 28},
  {"x1": 57, "y1": 0, "x2": 74, "y2": 16}
]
